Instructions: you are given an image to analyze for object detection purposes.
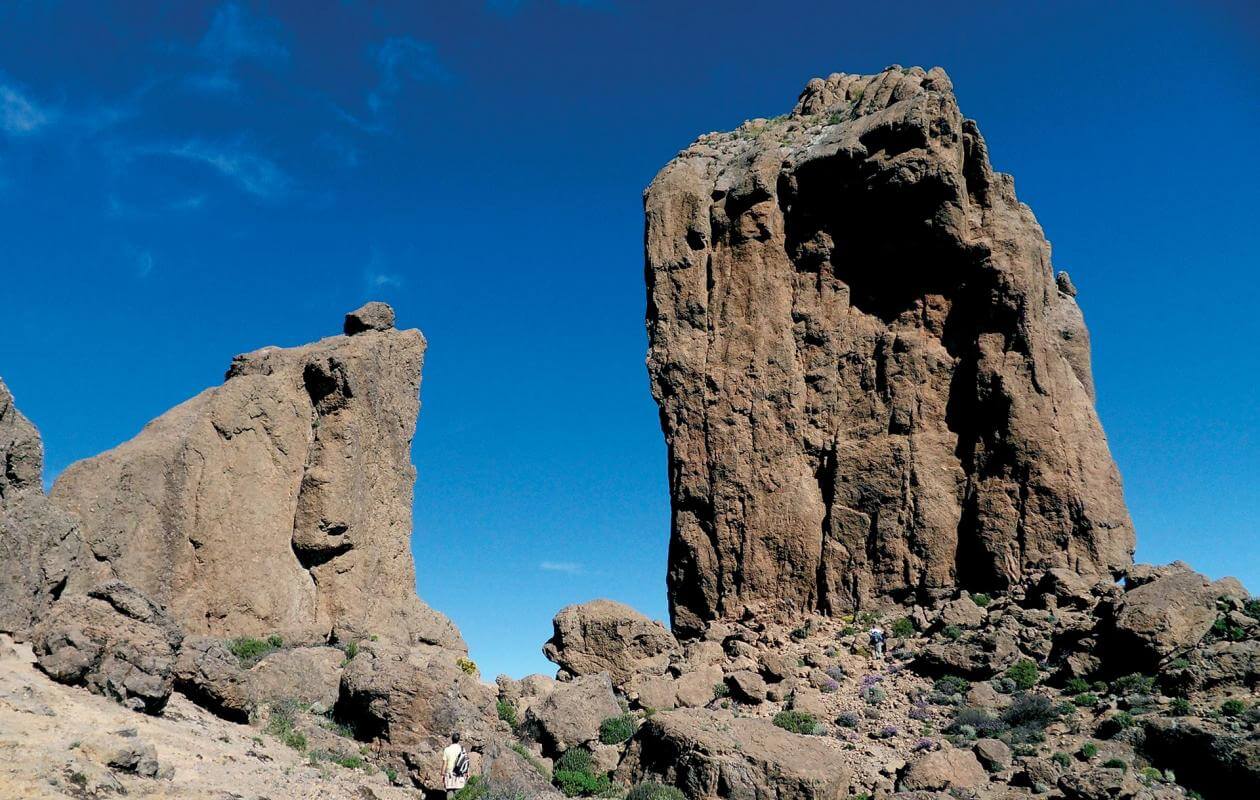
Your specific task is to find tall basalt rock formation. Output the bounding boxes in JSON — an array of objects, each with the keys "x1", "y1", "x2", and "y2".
[
  {"x1": 50, "y1": 303, "x2": 462, "y2": 650},
  {"x1": 645, "y1": 67, "x2": 1134, "y2": 636}
]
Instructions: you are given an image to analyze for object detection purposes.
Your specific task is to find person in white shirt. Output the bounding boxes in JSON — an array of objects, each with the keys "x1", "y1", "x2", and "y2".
[{"x1": 442, "y1": 732, "x2": 467, "y2": 797}]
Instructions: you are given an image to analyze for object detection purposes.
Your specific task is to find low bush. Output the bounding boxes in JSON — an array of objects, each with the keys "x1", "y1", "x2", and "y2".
[
  {"x1": 625, "y1": 782, "x2": 686, "y2": 800},
  {"x1": 1005, "y1": 659, "x2": 1039, "y2": 691},
  {"x1": 948, "y1": 707, "x2": 1006, "y2": 739},
  {"x1": 789, "y1": 621, "x2": 814, "y2": 642},
  {"x1": 598, "y1": 714, "x2": 636, "y2": 745},
  {"x1": 455, "y1": 776, "x2": 487, "y2": 800},
  {"x1": 890, "y1": 618, "x2": 915, "y2": 638},
  {"x1": 456, "y1": 657, "x2": 478, "y2": 676},
  {"x1": 821, "y1": 679, "x2": 839, "y2": 693},
  {"x1": 876, "y1": 725, "x2": 898, "y2": 739},
  {"x1": 941, "y1": 625, "x2": 963, "y2": 641},
  {"x1": 228, "y1": 636, "x2": 279, "y2": 666},
  {"x1": 933, "y1": 675, "x2": 970, "y2": 697},
  {"x1": 1170, "y1": 698, "x2": 1191, "y2": 716},
  {"x1": 991, "y1": 677, "x2": 1018, "y2": 694},
  {"x1": 713, "y1": 682, "x2": 730, "y2": 699},
  {"x1": 860, "y1": 685, "x2": 886, "y2": 705},
  {"x1": 1073, "y1": 693, "x2": 1099, "y2": 708},
  {"x1": 1221, "y1": 699, "x2": 1247, "y2": 717},
  {"x1": 266, "y1": 698, "x2": 307, "y2": 751},
  {"x1": 1064, "y1": 677, "x2": 1090, "y2": 694},
  {"x1": 1102, "y1": 758, "x2": 1127, "y2": 772},
  {"x1": 971, "y1": 593, "x2": 991, "y2": 608},
  {"x1": 1245, "y1": 598, "x2": 1260, "y2": 619},
  {"x1": 555, "y1": 749, "x2": 592, "y2": 774},
  {"x1": 1002, "y1": 694, "x2": 1060, "y2": 729},
  {"x1": 1099, "y1": 711, "x2": 1138, "y2": 739},
  {"x1": 1110, "y1": 673, "x2": 1156, "y2": 696},
  {"x1": 1051, "y1": 752, "x2": 1072, "y2": 768},
  {"x1": 266, "y1": 633, "x2": 284, "y2": 648},
  {"x1": 835, "y1": 711, "x2": 859, "y2": 728},
  {"x1": 1079, "y1": 742, "x2": 1099, "y2": 760},
  {"x1": 772, "y1": 710, "x2": 818, "y2": 735},
  {"x1": 1208, "y1": 617, "x2": 1246, "y2": 642},
  {"x1": 553, "y1": 748, "x2": 610, "y2": 797},
  {"x1": 497, "y1": 699, "x2": 519, "y2": 728},
  {"x1": 510, "y1": 741, "x2": 549, "y2": 778},
  {"x1": 825, "y1": 666, "x2": 846, "y2": 682}
]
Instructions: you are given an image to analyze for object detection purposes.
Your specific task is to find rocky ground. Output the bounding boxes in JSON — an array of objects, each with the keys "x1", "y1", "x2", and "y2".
[{"x1": 0, "y1": 636, "x2": 412, "y2": 800}]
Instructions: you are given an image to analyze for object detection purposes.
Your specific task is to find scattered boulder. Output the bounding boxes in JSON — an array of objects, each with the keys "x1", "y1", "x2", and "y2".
[
  {"x1": 173, "y1": 636, "x2": 252, "y2": 721},
  {"x1": 525, "y1": 672, "x2": 620, "y2": 753},
  {"x1": 973, "y1": 738, "x2": 1011, "y2": 772},
  {"x1": 898, "y1": 747, "x2": 989, "y2": 792},
  {"x1": 1142, "y1": 715, "x2": 1260, "y2": 796},
  {"x1": 33, "y1": 581, "x2": 182, "y2": 714},
  {"x1": 543, "y1": 600, "x2": 679, "y2": 687},
  {"x1": 937, "y1": 597, "x2": 986, "y2": 629},
  {"x1": 79, "y1": 731, "x2": 168, "y2": 779},
  {"x1": 620, "y1": 709, "x2": 851, "y2": 800},
  {"x1": 248, "y1": 645, "x2": 343, "y2": 709},
  {"x1": 726, "y1": 670, "x2": 767, "y2": 704}
]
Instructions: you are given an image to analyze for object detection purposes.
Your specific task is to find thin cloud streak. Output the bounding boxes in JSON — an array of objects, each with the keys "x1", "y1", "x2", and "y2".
[
  {"x1": 337, "y1": 37, "x2": 451, "y2": 133},
  {"x1": 162, "y1": 141, "x2": 290, "y2": 199},
  {"x1": 0, "y1": 78, "x2": 50, "y2": 135}
]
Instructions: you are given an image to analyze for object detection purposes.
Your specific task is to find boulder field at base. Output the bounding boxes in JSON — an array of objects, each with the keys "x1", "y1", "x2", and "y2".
[{"x1": 0, "y1": 68, "x2": 1257, "y2": 800}]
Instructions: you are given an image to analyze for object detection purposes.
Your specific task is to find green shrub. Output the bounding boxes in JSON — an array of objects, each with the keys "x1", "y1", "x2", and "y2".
[
  {"x1": 789, "y1": 621, "x2": 814, "y2": 642},
  {"x1": 266, "y1": 698, "x2": 307, "y2": 751},
  {"x1": 942, "y1": 625, "x2": 963, "y2": 641},
  {"x1": 510, "y1": 741, "x2": 549, "y2": 778},
  {"x1": 1111, "y1": 673, "x2": 1156, "y2": 696},
  {"x1": 455, "y1": 776, "x2": 488, "y2": 800},
  {"x1": 1099, "y1": 711, "x2": 1137, "y2": 738},
  {"x1": 971, "y1": 593, "x2": 991, "y2": 608},
  {"x1": 456, "y1": 657, "x2": 478, "y2": 676},
  {"x1": 1221, "y1": 699, "x2": 1247, "y2": 717},
  {"x1": 625, "y1": 782, "x2": 687, "y2": 800},
  {"x1": 1168, "y1": 658, "x2": 1190, "y2": 671},
  {"x1": 1064, "y1": 677, "x2": 1090, "y2": 694},
  {"x1": 1079, "y1": 742, "x2": 1098, "y2": 760},
  {"x1": 228, "y1": 636, "x2": 278, "y2": 666},
  {"x1": 1005, "y1": 659, "x2": 1039, "y2": 691},
  {"x1": 933, "y1": 675, "x2": 970, "y2": 696},
  {"x1": 1209, "y1": 617, "x2": 1246, "y2": 642},
  {"x1": 598, "y1": 714, "x2": 637, "y2": 745},
  {"x1": 555, "y1": 749, "x2": 592, "y2": 775},
  {"x1": 772, "y1": 710, "x2": 818, "y2": 735},
  {"x1": 1102, "y1": 758, "x2": 1127, "y2": 772},
  {"x1": 1245, "y1": 598, "x2": 1260, "y2": 618},
  {"x1": 1170, "y1": 698, "x2": 1191, "y2": 716},
  {"x1": 1073, "y1": 693, "x2": 1099, "y2": 708},
  {"x1": 333, "y1": 754, "x2": 365, "y2": 769},
  {"x1": 384, "y1": 766, "x2": 399, "y2": 784},
  {"x1": 948, "y1": 707, "x2": 1006, "y2": 739},
  {"x1": 713, "y1": 682, "x2": 730, "y2": 699},
  {"x1": 1002, "y1": 694, "x2": 1061, "y2": 739},
  {"x1": 554, "y1": 770, "x2": 611, "y2": 798},
  {"x1": 890, "y1": 618, "x2": 915, "y2": 638},
  {"x1": 497, "y1": 699, "x2": 519, "y2": 728},
  {"x1": 1051, "y1": 752, "x2": 1072, "y2": 768},
  {"x1": 1140, "y1": 766, "x2": 1163, "y2": 783}
]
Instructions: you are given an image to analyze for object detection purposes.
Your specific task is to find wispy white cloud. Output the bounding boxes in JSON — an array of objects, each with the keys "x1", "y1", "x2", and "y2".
[
  {"x1": 135, "y1": 249, "x2": 155, "y2": 278},
  {"x1": 192, "y1": 2, "x2": 289, "y2": 93},
  {"x1": 540, "y1": 561, "x2": 583, "y2": 575},
  {"x1": 338, "y1": 37, "x2": 450, "y2": 133},
  {"x1": 161, "y1": 141, "x2": 290, "y2": 199},
  {"x1": 0, "y1": 77, "x2": 50, "y2": 135}
]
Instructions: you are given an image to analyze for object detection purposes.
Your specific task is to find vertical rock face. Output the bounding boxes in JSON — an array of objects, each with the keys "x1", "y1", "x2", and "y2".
[
  {"x1": 645, "y1": 67, "x2": 1134, "y2": 636},
  {"x1": 50, "y1": 304, "x2": 461, "y2": 649},
  {"x1": 0, "y1": 379, "x2": 86, "y2": 636}
]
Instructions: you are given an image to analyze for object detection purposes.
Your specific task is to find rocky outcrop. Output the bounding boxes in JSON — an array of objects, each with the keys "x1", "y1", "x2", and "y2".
[
  {"x1": 543, "y1": 600, "x2": 680, "y2": 687},
  {"x1": 50, "y1": 303, "x2": 460, "y2": 649},
  {"x1": 32, "y1": 581, "x2": 184, "y2": 714},
  {"x1": 898, "y1": 747, "x2": 988, "y2": 792},
  {"x1": 525, "y1": 672, "x2": 621, "y2": 753},
  {"x1": 335, "y1": 640, "x2": 497, "y2": 791},
  {"x1": 1105, "y1": 562, "x2": 1243, "y2": 672},
  {"x1": 619, "y1": 709, "x2": 852, "y2": 800},
  {"x1": 0, "y1": 379, "x2": 89, "y2": 637},
  {"x1": 644, "y1": 66, "x2": 1134, "y2": 634},
  {"x1": 173, "y1": 638, "x2": 344, "y2": 722}
]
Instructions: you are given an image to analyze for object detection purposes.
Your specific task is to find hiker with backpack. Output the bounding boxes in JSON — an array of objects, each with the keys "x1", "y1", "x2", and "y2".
[
  {"x1": 442, "y1": 731, "x2": 470, "y2": 797},
  {"x1": 868, "y1": 625, "x2": 886, "y2": 661}
]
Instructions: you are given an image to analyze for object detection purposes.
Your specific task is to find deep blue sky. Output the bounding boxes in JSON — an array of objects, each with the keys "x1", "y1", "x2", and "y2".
[{"x1": 1, "y1": 1, "x2": 1257, "y2": 679}]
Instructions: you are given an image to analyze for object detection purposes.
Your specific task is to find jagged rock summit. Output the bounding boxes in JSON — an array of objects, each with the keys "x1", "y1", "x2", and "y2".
[
  {"x1": 49, "y1": 303, "x2": 461, "y2": 650},
  {"x1": 645, "y1": 66, "x2": 1135, "y2": 635}
]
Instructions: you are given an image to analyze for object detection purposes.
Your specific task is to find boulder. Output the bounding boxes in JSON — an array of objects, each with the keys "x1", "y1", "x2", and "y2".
[
  {"x1": 973, "y1": 738, "x2": 1012, "y2": 772},
  {"x1": 479, "y1": 738, "x2": 562, "y2": 799},
  {"x1": 173, "y1": 636, "x2": 252, "y2": 721},
  {"x1": 726, "y1": 670, "x2": 767, "y2": 704},
  {"x1": 1033, "y1": 569, "x2": 1097, "y2": 610},
  {"x1": 33, "y1": 581, "x2": 183, "y2": 714},
  {"x1": 672, "y1": 665, "x2": 724, "y2": 708},
  {"x1": 898, "y1": 747, "x2": 989, "y2": 791},
  {"x1": 1142, "y1": 715, "x2": 1260, "y2": 796},
  {"x1": 1107, "y1": 567, "x2": 1233, "y2": 671},
  {"x1": 524, "y1": 672, "x2": 620, "y2": 754},
  {"x1": 0, "y1": 378, "x2": 91, "y2": 637},
  {"x1": 248, "y1": 645, "x2": 343, "y2": 709},
  {"x1": 620, "y1": 709, "x2": 851, "y2": 800},
  {"x1": 645, "y1": 66, "x2": 1134, "y2": 635},
  {"x1": 543, "y1": 600, "x2": 679, "y2": 687},
  {"x1": 344, "y1": 301, "x2": 396, "y2": 334},
  {"x1": 79, "y1": 731, "x2": 168, "y2": 779},
  {"x1": 50, "y1": 305, "x2": 461, "y2": 650},
  {"x1": 1058, "y1": 766, "x2": 1138, "y2": 800},
  {"x1": 937, "y1": 597, "x2": 986, "y2": 629},
  {"x1": 336, "y1": 640, "x2": 496, "y2": 792}
]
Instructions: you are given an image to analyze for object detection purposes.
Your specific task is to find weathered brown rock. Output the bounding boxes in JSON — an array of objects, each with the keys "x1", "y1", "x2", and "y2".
[
  {"x1": 645, "y1": 66, "x2": 1134, "y2": 635},
  {"x1": 543, "y1": 600, "x2": 679, "y2": 687},
  {"x1": 33, "y1": 581, "x2": 183, "y2": 714},
  {"x1": 336, "y1": 640, "x2": 496, "y2": 791},
  {"x1": 1106, "y1": 566, "x2": 1239, "y2": 672},
  {"x1": 525, "y1": 672, "x2": 621, "y2": 754},
  {"x1": 898, "y1": 747, "x2": 988, "y2": 792},
  {"x1": 50, "y1": 304, "x2": 460, "y2": 649},
  {"x1": 620, "y1": 709, "x2": 851, "y2": 800},
  {"x1": 0, "y1": 379, "x2": 90, "y2": 637}
]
